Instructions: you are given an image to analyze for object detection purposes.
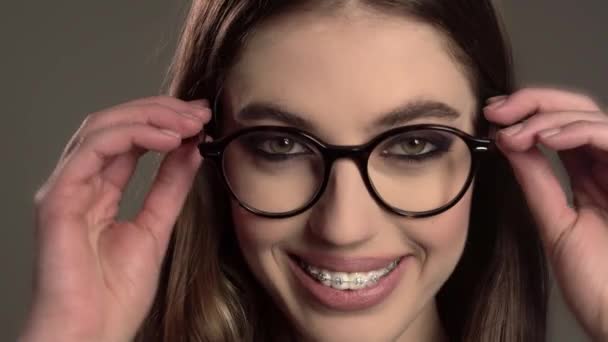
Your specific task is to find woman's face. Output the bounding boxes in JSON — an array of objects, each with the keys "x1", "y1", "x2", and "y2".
[{"x1": 221, "y1": 7, "x2": 477, "y2": 342}]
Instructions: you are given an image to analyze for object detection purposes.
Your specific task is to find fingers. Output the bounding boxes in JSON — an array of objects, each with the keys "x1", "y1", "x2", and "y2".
[
  {"x1": 125, "y1": 95, "x2": 209, "y2": 112},
  {"x1": 484, "y1": 88, "x2": 601, "y2": 126},
  {"x1": 60, "y1": 98, "x2": 210, "y2": 161},
  {"x1": 484, "y1": 87, "x2": 608, "y2": 254},
  {"x1": 496, "y1": 111, "x2": 608, "y2": 152},
  {"x1": 492, "y1": 106, "x2": 608, "y2": 213},
  {"x1": 57, "y1": 124, "x2": 190, "y2": 189},
  {"x1": 134, "y1": 139, "x2": 203, "y2": 253},
  {"x1": 56, "y1": 97, "x2": 209, "y2": 189},
  {"x1": 536, "y1": 121, "x2": 608, "y2": 151},
  {"x1": 35, "y1": 95, "x2": 210, "y2": 224},
  {"x1": 538, "y1": 121, "x2": 608, "y2": 206}
]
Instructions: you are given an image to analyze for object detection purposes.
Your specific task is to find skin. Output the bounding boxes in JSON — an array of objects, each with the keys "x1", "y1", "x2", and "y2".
[
  {"x1": 19, "y1": 4, "x2": 608, "y2": 342},
  {"x1": 222, "y1": 7, "x2": 476, "y2": 341},
  {"x1": 485, "y1": 89, "x2": 608, "y2": 341}
]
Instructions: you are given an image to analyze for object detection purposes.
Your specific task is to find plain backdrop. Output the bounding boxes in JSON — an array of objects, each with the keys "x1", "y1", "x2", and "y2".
[{"x1": 1, "y1": 1, "x2": 606, "y2": 340}]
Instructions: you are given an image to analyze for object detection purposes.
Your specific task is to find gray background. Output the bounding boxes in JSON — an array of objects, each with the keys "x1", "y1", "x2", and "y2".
[{"x1": 1, "y1": 1, "x2": 606, "y2": 340}]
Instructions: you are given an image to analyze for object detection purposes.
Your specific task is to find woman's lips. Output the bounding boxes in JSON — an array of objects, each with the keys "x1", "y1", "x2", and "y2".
[
  {"x1": 290, "y1": 252, "x2": 404, "y2": 272},
  {"x1": 287, "y1": 253, "x2": 409, "y2": 311}
]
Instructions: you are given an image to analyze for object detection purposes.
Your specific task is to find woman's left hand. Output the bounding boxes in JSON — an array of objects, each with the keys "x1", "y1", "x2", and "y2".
[{"x1": 484, "y1": 88, "x2": 608, "y2": 341}]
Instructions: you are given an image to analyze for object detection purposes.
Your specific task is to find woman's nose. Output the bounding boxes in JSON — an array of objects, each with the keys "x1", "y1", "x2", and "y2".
[{"x1": 307, "y1": 160, "x2": 380, "y2": 247}]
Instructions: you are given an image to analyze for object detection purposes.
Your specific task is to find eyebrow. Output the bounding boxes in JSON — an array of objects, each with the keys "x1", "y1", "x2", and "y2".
[{"x1": 235, "y1": 99, "x2": 461, "y2": 131}]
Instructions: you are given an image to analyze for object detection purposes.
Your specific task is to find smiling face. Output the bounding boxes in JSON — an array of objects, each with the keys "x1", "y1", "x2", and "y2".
[{"x1": 219, "y1": 5, "x2": 477, "y2": 342}]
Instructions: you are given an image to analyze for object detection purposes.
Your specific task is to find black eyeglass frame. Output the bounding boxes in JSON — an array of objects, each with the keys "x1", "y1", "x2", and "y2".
[{"x1": 198, "y1": 124, "x2": 496, "y2": 219}]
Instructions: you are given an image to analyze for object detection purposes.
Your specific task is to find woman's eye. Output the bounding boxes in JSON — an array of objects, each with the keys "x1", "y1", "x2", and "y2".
[
  {"x1": 386, "y1": 138, "x2": 436, "y2": 156},
  {"x1": 259, "y1": 137, "x2": 308, "y2": 154}
]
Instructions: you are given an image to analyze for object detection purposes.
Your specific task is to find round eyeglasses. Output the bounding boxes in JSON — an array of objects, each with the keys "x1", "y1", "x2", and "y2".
[{"x1": 198, "y1": 124, "x2": 495, "y2": 219}]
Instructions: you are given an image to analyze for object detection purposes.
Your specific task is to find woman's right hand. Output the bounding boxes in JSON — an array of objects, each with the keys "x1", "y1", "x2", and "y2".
[{"x1": 19, "y1": 96, "x2": 211, "y2": 342}]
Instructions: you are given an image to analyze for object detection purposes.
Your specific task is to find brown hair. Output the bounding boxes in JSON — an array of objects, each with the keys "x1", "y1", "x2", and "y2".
[{"x1": 136, "y1": 1, "x2": 549, "y2": 341}]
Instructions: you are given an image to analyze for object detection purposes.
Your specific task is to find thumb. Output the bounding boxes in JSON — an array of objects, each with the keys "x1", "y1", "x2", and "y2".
[
  {"x1": 497, "y1": 137, "x2": 577, "y2": 252},
  {"x1": 134, "y1": 140, "x2": 202, "y2": 257}
]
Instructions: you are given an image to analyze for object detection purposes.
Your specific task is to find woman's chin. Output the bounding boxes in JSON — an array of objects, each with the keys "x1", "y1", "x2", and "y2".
[
  {"x1": 274, "y1": 256, "x2": 433, "y2": 342},
  {"x1": 291, "y1": 315, "x2": 410, "y2": 342}
]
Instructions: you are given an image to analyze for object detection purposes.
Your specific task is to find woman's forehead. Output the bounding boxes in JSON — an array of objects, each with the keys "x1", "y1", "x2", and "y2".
[{"x1": 224, "y1": 10, "x2": 476, "y2": 139}]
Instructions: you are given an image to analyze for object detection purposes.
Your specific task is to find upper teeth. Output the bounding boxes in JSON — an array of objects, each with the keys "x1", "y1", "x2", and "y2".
[{"x1": 300, "y1": 259, "x2": 400, "y2": 290}]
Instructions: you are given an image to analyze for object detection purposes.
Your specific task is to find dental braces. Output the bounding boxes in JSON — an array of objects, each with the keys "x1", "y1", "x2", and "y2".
[{"x1": 300, "y1": 259, "x2": 399, "y2": 286}]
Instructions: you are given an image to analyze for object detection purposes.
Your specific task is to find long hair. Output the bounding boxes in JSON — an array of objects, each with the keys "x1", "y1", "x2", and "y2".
[{"x1": 136, "y1": 1, "x2": 549, "y2": 341}]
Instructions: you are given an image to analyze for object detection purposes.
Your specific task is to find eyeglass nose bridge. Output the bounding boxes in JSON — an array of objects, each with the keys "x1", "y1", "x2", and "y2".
[{"x1": 322, "y1": 144, "x2": 373, "y2": 174}]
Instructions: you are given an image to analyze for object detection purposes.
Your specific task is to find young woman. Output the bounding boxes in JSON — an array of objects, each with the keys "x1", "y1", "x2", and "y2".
[{"x1": 20, "y1": 0, "x2": 608, "y2": 341}]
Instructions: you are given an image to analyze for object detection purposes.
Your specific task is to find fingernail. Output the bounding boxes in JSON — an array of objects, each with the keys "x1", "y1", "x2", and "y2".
[
  {"x1": 485, "y1": 98, "x2": 507, "y2": 110},
  {"x1": 160, "y1": 129, "x2": 181, "y2": 138},
  {"x1": 500, "y1": 123, "x2": 524, "y2": 136},
  {"x1": 539, "y1": 128, "x2": 561, "y2": 138},
  {"x1": 189, "y1": 99, "x2": 209, "y2": 109},
  {"x1": 193, "y1": 108, "x2": 211, "y2": 119},
  {"x1": 180, "y1": 111, "x2": 205, "y2": 121},
  {"x1": 486, "y1": 95, "x2": 507, "y2": 104},
  {"x1": 180, "y1": 111, "x2": 202, "y2": 122}
]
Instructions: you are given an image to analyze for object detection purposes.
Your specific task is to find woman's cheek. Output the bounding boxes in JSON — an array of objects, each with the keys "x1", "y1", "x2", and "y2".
[
  {"x1": 408, "y1": 189, "x2": 472, "y2": 285},
  {"x1": 230, "y1": 202, "x2": 310, "y2": 301},
  {"x1": 231, "y1": 202, "x2": 306, "y2": 248}
]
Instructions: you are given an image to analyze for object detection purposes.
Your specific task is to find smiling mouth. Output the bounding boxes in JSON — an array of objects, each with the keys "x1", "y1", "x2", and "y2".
[{"x1": 294, "y1": 256, "x2": 404, "y2": 291}]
